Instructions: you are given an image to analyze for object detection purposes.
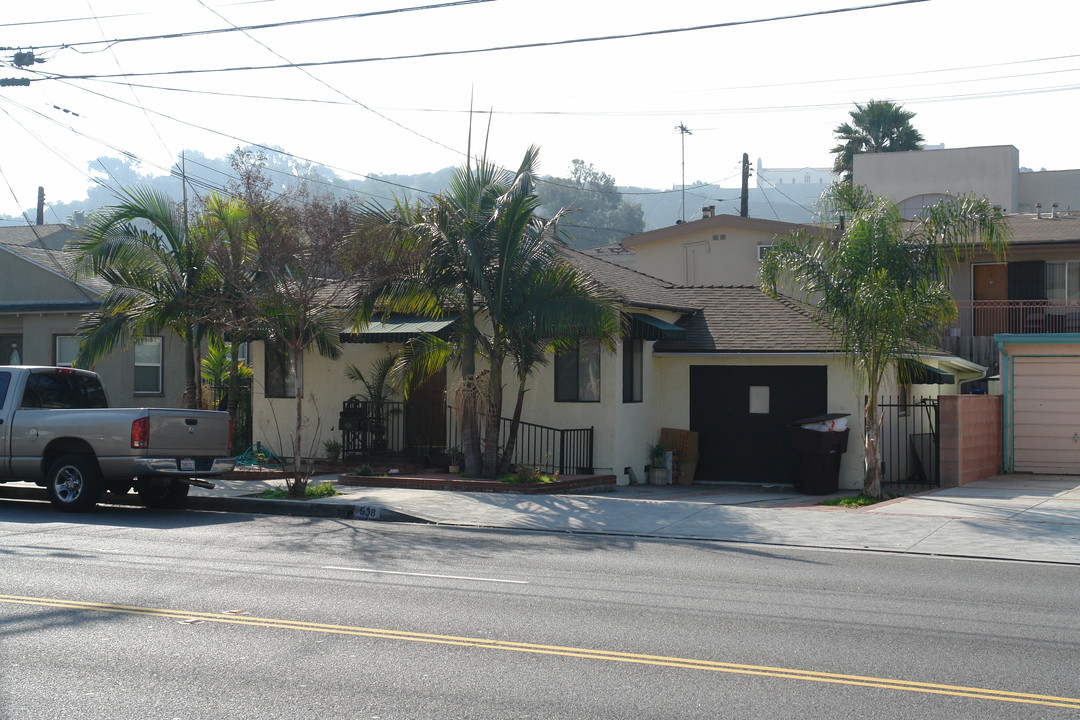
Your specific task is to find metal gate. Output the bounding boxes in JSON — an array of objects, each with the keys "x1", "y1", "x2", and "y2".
[{"x1": 878, "y1": 396, "x2": 939, "y2": 492}]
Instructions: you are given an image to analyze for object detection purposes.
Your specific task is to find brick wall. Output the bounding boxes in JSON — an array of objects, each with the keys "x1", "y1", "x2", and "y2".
[{"x1": 939, "y1": 395, "x2": 1003, "y2": 487}]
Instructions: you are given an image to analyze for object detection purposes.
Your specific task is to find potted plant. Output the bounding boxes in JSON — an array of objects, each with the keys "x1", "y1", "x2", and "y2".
[
  {"x1": 446, "y1": 446, "x2": 463, "y2": 473},
  {"x1": 323, "y1": 438, "x2": 342, "y2": 463},
  {"x1": 648, "y1": 443, "x2": 669, "y2": 485}
]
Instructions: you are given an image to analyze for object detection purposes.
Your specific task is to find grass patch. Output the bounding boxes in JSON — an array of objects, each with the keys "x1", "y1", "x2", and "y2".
[
  {"x1": 258, "y1": 481, "x2": 340, "y2": 500},
  {"x1": 819, "y1": 494, "x2": 888, "y2": 508}
]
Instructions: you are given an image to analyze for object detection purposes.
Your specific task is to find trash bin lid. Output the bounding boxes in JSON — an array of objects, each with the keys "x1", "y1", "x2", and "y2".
[{"x1": 790, "y1": 412, "x2": 850, "y2": 427}]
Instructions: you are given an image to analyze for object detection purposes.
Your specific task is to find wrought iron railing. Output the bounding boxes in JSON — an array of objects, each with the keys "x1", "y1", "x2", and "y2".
[
  {"x1": 209, "y1": 381, "x2": 253, "y2": 456},
  {"x1": 945, "y1": 299, "x2": 1080, "y2": 338},
  {"x1": 339, "y1": 399, "x2": 594, "y2": 474}
]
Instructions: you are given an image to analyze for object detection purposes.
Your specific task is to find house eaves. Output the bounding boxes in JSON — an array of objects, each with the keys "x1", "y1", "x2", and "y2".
[{"x1": 0, "y1": 300, "x2": 100, "y2": 314}]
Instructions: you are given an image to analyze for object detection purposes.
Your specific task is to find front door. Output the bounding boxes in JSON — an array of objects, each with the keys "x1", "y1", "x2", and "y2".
[
  {"x1": 0, "y1": 335, "x2": 23, "y2": 365},
  {"x1": 407, "y1": 368, "x2": 447, "y2": 450},
  {"x1": 972, "y1": 263, "x2": 1008, "y2": 335},
  {"x1": 690, "y1": 365, "x2": 828, "y2": 483}
]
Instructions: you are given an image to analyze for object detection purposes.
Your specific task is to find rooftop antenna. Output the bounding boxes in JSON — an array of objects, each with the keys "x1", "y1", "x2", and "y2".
[{"x1": 677, "y1": 122, "x2": 692, "y2": 223}]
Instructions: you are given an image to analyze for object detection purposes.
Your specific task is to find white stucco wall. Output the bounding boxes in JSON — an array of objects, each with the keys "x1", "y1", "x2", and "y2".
[
  {"x1": 1018, "y1": 169, "x2": 1080, "y2": 214},
  {"x1": 854, "y1": 145, "x2": 1020, "y2": 213}
]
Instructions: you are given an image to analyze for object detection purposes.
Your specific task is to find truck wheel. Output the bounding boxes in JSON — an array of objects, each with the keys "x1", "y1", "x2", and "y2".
[
  {"x1": 137, "y1": 479, "x2": 190, "y2": 509},
  {"x1": 46, "y1": 454, "x2": 104, "y2": 512}
]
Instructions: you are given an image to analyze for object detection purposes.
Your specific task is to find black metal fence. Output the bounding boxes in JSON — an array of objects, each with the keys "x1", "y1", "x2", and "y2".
[
  {"x1": 209, "y1": 381, "x2": 252, "y2": 456},
  {"x1": 878, "y1": 395, "x2": 939, "y2": 493},
  {"x1": 339, "y1": 399, "x2": 594, "y2": 474}
]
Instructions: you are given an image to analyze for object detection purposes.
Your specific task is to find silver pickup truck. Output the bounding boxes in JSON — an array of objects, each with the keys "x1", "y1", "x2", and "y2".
[{"x1": 0, "y1": 366, "x2": 236, "y2": 511}]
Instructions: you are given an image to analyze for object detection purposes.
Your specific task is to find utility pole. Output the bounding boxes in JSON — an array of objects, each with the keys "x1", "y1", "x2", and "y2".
[
  {"x1": 676, "y1": 122, "x2": 692, "y2": 222},
  {"x1": 740, "y1": 153, "x2": 750, "y2": 218}
]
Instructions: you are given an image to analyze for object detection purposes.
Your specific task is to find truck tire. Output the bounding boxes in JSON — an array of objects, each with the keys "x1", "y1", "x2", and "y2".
[
  {"x1": 137, "y1": 479, "x2": 190, "y2": 509},
  {"x1": 46, "y1": 454, "x2": 104, "y2": 512}
]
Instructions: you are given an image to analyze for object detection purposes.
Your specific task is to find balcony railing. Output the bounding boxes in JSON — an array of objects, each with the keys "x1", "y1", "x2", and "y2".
[{"x1": 946, "y1": 300, "x2": 1080, "y2": 338}]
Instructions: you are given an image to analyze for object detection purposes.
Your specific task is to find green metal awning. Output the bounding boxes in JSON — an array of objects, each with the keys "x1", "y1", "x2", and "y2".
[
  {"x1": 342, "y1": 314, "x2": 459, "y2": 344},
  {"x1": 901, "y1": 360, "x2": 955, "y2": 385},
  {"x1": 629, "y1": 313, "x2": 686, "y2": 341}
]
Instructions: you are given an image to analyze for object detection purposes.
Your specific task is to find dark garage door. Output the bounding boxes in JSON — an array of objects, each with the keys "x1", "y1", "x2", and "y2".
[{"x1": 690, "y1": 365, "x2": 828, "y2": 483}]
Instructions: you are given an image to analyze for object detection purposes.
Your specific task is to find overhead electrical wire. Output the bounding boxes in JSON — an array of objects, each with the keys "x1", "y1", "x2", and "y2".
[{"x1": 37, "y1": 1, "x2": 929, "y2": 81}]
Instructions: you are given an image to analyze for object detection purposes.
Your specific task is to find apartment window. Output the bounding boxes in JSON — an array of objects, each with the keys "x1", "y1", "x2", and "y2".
[
  {"x1": 55, "y1": 336, "x2": 78, "y2": 368},
  {"x1": 265, "y1": 349, "x2": 296, "y2": 398},
  {"x1": 622, "y1": 338, "x2": 643, "y2": 403},
  {"x1": 134, "y1": 337, "x2": 162, "y2": 394},
  {"x1": 555, "y1": 338, "x2": 600, "y2": 402},
  {"x1": 1046, "y1": 261, "x2": 1080, "y2": 300}
]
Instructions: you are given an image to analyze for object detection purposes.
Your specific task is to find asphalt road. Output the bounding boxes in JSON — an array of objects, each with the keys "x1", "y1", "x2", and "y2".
[{"x1": 1, "y1": 500, "x2": 1079, "y2": 719}]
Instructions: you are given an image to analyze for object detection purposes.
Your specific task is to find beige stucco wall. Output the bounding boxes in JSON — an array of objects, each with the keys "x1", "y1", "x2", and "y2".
[
  {"x1": 630, "y1": 226, "x2": 784, "y2": 286},
  {"x1": 854, "y1": 145, "x2": 1020, "y2": 213},
  {"x1": 1018, "y1": 169, "x2": 1080, "y2": 214}
]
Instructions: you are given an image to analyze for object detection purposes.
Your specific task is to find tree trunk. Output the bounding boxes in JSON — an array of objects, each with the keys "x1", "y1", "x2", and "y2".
[
  {"x1": 862, "y1": 392, "x2": 883, "y2": 498},
  {"x1": 182, "y1": 335, "x2": 198, "y2": 409},
  {"x1": 497, "y1": 378, "x2": 527, "y2": 476},
  {"x1": 289, "y1": 347, "x2": 307, "y2": 497},
  {"x1": 460, "y1": 294, "x2": 482, "y2": 477},
  {"x1": 482, "y1": 351, "x2": 503, "y2": 478}
]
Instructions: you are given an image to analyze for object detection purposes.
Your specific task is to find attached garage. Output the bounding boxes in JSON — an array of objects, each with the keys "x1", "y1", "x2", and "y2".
[{"x1": 998, "y1": 334, "x2": 1080, "y2": 474}]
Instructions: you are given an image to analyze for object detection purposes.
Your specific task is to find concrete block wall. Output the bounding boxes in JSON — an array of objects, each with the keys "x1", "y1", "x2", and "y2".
[{"x1": 939, "y1": 395, "x2": 1003, "y2": 487}]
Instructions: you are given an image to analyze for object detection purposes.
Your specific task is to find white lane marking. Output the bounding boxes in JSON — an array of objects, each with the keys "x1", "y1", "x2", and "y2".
[{"x1": 322, "y1": 566, "x2": 528, "y2": 584}]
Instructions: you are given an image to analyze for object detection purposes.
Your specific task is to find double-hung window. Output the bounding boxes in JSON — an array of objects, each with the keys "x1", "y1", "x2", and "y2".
[{"x1": 134, "y1": 337, "x2": 162, "y2": 394}]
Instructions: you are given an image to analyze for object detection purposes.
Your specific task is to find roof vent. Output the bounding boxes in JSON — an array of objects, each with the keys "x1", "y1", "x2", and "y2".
[
  {"x1": 702, "y1": 205, "x2": 715, "y2": 219},
  {"x1": 1036, "y1": 203, "x2": 1043, "y2": 219},
  {"x1": 1052, "y1": 203, "x2": 1059, "y2": 219}
]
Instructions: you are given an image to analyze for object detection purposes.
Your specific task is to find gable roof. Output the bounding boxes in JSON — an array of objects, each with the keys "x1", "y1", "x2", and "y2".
[
  {"x1": 0, "y1": 241, "x2": 111, "y2": 299},
  {"x1": 560, "y1": 247, "x2": 696, "y2": 313},
  {"x1": 0, "y1": 224, "x2": 79, "y2": 250}
]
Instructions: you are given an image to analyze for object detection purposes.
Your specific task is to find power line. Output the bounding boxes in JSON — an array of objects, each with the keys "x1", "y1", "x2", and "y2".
[
  {"x1": 20, "y1": 1, "x2": 493, "y2": 54},
  {"x1": 38, "y1": 1, "x2": 928, "y2": 81}
]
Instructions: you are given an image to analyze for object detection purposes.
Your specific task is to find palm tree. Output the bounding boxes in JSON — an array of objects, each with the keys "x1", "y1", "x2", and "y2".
[
  {"x1": 831, "y1": 99, "x2": 924, "y2": 183},
  {"x1": 71, "y1": 187, "x2": 212, "y2": 409},
  {"x1": 759, "y1": 184, "x2": 1010, "y2": 498},
  {"x1": 355, "y1": 146, "x2": 622, "y2": 478}
]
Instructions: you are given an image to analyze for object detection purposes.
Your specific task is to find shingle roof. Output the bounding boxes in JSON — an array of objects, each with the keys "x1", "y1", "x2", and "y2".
[
  {"x1": 560, "y1": 247, "x2": 696, "y2": 313},
  {"x1": 655, "y1": 287, "x2": 840, "y2": 354},
  {"x1": 1006, "y1": 212, "x2": 1080, "y2": 245},
  {"x1": 0, "y1": 241, "x2": 111, "y2": 296},
  {"x1": 620, "y1": 214, "x2": 835, "y2": 249},
  {"x1": 0, "y1": 224, "x2": 79, "y2": 250}
]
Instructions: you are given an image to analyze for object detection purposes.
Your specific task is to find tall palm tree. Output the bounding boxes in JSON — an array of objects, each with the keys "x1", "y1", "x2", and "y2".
[
  {"x1": 355, "y1": 147, "x2": 622, "y2": 478},
  {"x1": 71, "y1": 187, "x2": 212, "y2": 409},
  {"x1": 759, "y1": 184, "x2": 1010, "y2": 498},
  {"x1": 831, "y1": 99, "x2": 924, "y2": 183}
]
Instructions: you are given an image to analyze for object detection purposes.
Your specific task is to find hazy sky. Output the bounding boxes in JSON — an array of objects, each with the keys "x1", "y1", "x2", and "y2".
[{"x1": 1, "y1": 0, "x2": 1077, "y2": 217}]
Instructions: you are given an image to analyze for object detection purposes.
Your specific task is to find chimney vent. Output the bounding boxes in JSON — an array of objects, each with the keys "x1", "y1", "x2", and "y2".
[
  {"x1": 702, "y1": 205, "x2": 715, "y2": 219},
  {"x1": 1052, "y1": 203, "x2": 1059, "y2": 219},
  {"x1": 1036, "y1": 202, "x2": 1043, "y2": 219}
]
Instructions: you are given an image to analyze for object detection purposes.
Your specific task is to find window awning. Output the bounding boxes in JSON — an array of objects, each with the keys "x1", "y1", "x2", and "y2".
[
  {"x1": 629, "y1": 313, "x2": 686, "y2": 341},
  {"x1": 902, "y1": 360, "x2": 955, "y2": 385},
  {"x1": 342, "y1": 314, "x2": 459, "y2": 344}
]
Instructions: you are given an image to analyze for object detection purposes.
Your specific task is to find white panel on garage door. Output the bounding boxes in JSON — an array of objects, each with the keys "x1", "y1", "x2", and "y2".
[{"x1": 1013, "y1": 355, "x2": 1080, "y2": 474}]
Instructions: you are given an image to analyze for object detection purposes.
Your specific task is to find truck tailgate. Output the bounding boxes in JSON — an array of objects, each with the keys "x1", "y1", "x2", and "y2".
[{"x1": 148, "y1": 410, "x2": 231, "y2": 456}]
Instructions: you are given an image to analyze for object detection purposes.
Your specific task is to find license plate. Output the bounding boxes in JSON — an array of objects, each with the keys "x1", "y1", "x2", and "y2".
[{"x1": 180, "y1": 458, "x2": 196, "y2": 471}]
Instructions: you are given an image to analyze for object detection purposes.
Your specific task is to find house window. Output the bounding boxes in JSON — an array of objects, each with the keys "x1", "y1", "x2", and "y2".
[
  {"x1": 264, "y1": 349, "x2": 296, "y2": 398},
  {"x1": 55, "y1": 336, "x2": 78, "y2": 368},
  {"x1": 555, "y1": 338, "x2": 600, "y2": 402},
  {"x1": 1046, "y1": 261, "x2": 1080, "y2": 300},
  {"x1": 134, "y1": 338, "x2": 162, "y2": 394},
  {"x1": 622, "y1": 338, "x2": 642, "y2": 403}
]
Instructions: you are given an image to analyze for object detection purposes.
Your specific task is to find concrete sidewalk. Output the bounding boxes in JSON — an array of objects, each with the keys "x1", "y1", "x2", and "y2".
[{"x1": 187, "y1": 474, "x2": 1080, "y2": 565}]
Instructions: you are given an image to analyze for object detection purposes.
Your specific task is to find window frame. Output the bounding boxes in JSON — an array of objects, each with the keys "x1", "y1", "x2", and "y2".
[
  {"x1": 622, "y1": 338, "x2": 643, "y2": 403},
  {"x1": 54, "y1": 335, "x2": 79, "y2": 368},
  {"x1": 555, "y1": 338, "x2": 601, "y2": 403},
  {"x1": 133, "y1": 337, "x2": 163, "y2": 395},
  {"x1": 264, "y1": 348, "x2": 297, "y2": 399}
]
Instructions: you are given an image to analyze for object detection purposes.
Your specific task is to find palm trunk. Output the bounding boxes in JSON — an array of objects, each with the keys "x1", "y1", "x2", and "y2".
[
  {"x1": 482, "y1": 351, "x2": 503, "y2": 478},
  {"x1": 863, "y1": 390, "x2": 883, "y2": 498},
  {"x1": 497, "y1": 376, "x2": 527, "y2": 476},
  {"x1": 183, "y1": 335, "x2": 198, "y2": 409},
  {"x1": 460, "y1": 294, "x2": 482, "y2": 477}
]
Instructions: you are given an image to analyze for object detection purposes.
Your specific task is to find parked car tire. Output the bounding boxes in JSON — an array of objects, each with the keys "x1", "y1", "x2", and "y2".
[
  {"x1": 137, "y1": 479, "x2": 190, "y2": 509},
  {"x1": 46, "y1": 454, "x2": 104, "y2": 512}
]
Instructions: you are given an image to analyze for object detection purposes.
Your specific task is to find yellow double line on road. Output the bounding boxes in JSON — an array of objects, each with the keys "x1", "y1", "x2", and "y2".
[{"x1": 3, "y1": 593, "x2": 1078, "y2": 710}]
